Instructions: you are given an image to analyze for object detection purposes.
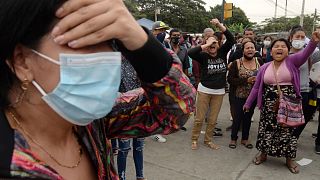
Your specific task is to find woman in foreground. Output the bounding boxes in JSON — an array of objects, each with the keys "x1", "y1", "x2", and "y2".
[
  {"x1": 244, "y1": 32, "x2": 320, "y2": 174},
  {"x1": 0, "y1": 0, "x2": 195, "y2": 179}
]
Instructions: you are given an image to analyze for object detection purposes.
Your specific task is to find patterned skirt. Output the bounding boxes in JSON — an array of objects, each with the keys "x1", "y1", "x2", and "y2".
[{"x1": 256, "y1": 85, "x2": 298, "y2": 158}]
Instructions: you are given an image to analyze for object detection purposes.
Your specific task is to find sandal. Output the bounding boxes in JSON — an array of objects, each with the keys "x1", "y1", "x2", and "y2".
[
  {"x1": 229, "y1": 144, "x2": 237, "y2": 149},
  {"x1": 241, "y1": 140, "x2": 253, "y2": 149},
  {"x1": 286, "y1": 161, "x2": 299, "y2": 174},
  {"x1": 191, "y1": 141, "x2": 198, "y2": 150},
  {"x1": 229, "y1": 140, "x2": 237, "y2": 149},
  {"x1": 204, "y1": 142, "x2": 220, "y2": 150},
  {"x1": 253, "y1": 154, "x2": 267, "y2": 165}
]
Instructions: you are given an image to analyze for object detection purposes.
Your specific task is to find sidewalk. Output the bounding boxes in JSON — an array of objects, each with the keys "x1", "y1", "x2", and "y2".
[{"x1": 123, "y1": 95, "x2": 320, "y2": 180}]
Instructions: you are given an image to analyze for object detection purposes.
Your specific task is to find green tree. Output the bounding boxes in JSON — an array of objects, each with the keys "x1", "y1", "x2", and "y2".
[
  {"x1": 124, "y1": 0, "x2": 211, "y2": 32},
  {"x1": 209, "y1": 4, "x2": 251, "y2": 31},
  {"x1": 260, "y1": 15, "x2": 319, "y2": 36},
  {"x1": 123, "y1": 0, "x2": 146, "y2": 19},
  {"x1": 123, "y1": 0, "x2": 252, "y2": 33}
]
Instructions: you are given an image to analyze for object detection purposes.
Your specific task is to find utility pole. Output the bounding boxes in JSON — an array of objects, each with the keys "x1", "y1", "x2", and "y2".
[
  {"x1": 274, "y1": 0, "x2": 278, "y2": 18},
  {"x1": 300, "y1": 0, "x2": 306, "y2": 26},
  {"x1": 285, "y1": 0, "x2": 288, "y2": 17},
  {"x1": 221, "y1": 0, "x2": 225, "y2": 23},
  {"x1": 154, "y1": 0, "x2": 158, "y2": 21},
  {"x1": 313, "y1": 9, "x2": 318, "y2": 31}
]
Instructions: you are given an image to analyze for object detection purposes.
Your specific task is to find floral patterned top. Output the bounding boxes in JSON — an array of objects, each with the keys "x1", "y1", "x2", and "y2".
[
  {"x1": 227, "y1": 57, "x2": 263, "y2": 99},
  {"x1": 0, "y1": 37, "x2": 196, "y2": 179},
  {"x1": 235, "y1": 59, "x2": 260, "y2": 98}
]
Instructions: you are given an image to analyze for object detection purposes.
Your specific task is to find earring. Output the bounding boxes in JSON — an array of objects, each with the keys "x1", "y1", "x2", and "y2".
[
  {"x1": 20, "y1": 78, "x2": 29, "y2": 91},
  {"x1": 10, "y1": 78, "x2": 29, "y2": 107}
]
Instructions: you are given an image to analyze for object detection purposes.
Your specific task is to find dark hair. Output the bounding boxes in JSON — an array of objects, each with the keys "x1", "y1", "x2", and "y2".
[
  {"x1": 242, "y1": 41, "x2": 256, "y2": 52},
  {"x1": 214, "y1": 32, "x2": 222, "y2": 41},
  {"x1": 270, "y1": 38, "x2": 291, "y2": 50},
  {"x1": 243, "y1": 28, "x2": 254, "y2": 34},
  {"x1": 0, "y1": 0, "x2": 64, "y2": 109},
  {"x1": 241, "y1": 37, "x2": 254, "y2": 43},
  {"x1": 236, "y1": 35, "x2": 243, "y2": 41},
  {"x1": 288, "y1": 26, "x2": 305, "y2": 42},
  {"x1": 263, "y1": 35, "x2": 273, "y2": 41},
  {"x1": 290, "y1": 25, "x2": 302, "y2": 32},
  {"x1": 169, "y1": 28, "x2": 181, "y2": 36}
]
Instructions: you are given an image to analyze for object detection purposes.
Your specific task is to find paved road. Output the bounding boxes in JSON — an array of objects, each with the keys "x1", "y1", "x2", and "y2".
[{"x1": 122, "y1": 94, "x2": 320, "y2": 180}]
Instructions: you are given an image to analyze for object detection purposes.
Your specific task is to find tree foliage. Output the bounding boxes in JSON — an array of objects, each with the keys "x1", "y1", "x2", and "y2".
[
  {"x1": 209, "y1": 5, "x2": 251, "y2": 29},
  {"x1": 123, "y1": 0, "x2": 318, "y2": 36},
  {"x1": 257, "y1": 15, "x2": 320, "y2": 36},
  {"x1": 123, "y1": 0, "x2": 250, "y2": 33}
]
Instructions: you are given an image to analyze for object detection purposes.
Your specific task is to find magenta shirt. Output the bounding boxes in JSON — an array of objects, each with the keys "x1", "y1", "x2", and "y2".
[{"x1": 244, "y1": 41, "x2": 318, "y2": 110}]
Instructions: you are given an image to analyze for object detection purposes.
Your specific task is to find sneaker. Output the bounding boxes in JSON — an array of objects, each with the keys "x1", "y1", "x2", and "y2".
[
  {"x1": 315, "y1": 145, "x2": 320, "y2": 154},
  {"x1": 180, "y1": 127, "x2": 187, "y2": 131},
  {"x1": 312, "y1": 133, "x2": 317, "y2": 138},
  {"x1": 213, "y1": 131, "x2": 223, "y2": 137},
  {"x1": 152, "y1": 135, "x2": 166, "y2": 143},
  {"x1": 215, "y1": 127, "x2": 222, "y2": 131}
]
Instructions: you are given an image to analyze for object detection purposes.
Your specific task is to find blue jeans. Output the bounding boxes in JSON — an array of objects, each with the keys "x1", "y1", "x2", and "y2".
[
  {"x1": 111, "y1": 139, "x2": 118, "y2": 154},
  {"x1": 117, "y1": 138, "x2": 145, "y2": 180}
]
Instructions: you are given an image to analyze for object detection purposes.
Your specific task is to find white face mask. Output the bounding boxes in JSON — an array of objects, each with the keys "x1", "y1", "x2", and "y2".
[
  {"x1": 291, "y1": 39, "x2": 305, "y2": 49},
  {"x1": 263, "y1": 40, "x2": 271, "y2": 47}
]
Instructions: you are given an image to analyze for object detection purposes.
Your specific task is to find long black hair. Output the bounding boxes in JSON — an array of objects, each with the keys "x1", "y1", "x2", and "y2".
[{"x1": 0, "y1": 0, "x2": 65, "y2": 109}]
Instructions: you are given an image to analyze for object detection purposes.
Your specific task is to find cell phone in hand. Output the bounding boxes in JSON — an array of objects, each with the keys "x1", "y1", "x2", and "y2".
[{"x1": 252, "y1": 70, "x2": 258, "y2": 76}]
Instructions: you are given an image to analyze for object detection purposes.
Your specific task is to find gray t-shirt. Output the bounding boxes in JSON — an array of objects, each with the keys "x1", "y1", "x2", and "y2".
[
  {"x1": 300, "y1": 49, "x2": 320, "y2": 92},
  {"x1": 311, "y1": 50, "x2": 320, "y2": 98}
]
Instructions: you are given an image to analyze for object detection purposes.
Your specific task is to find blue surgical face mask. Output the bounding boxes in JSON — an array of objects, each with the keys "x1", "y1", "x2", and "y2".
[{"x1": 31, "y1": 50, "x2": 121, "y2": 126}]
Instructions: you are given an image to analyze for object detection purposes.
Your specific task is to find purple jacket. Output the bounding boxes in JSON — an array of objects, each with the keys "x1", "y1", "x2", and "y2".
[{"x1": 244, "y1": 41, "x2": 318, "y2": 110}]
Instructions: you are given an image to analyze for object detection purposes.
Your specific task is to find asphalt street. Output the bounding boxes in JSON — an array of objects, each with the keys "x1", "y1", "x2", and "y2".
[{"x1": 121, "y1": 94, "x2": 320, "y2": 180}]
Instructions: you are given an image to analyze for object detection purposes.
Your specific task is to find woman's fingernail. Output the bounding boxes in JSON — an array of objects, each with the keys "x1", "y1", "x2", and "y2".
[
  {"x1": 56, "y1": 8, "x2": 64, "y2": 16},
  {"x1": 53, "y1": 35, "x2": 65, "y2": 44},
  {"x1": 68, "y1": 40, "x2": 78, "y2": 48},
  {"x1": 52, "y1": 27, "x2": 60, "y2": 36}
]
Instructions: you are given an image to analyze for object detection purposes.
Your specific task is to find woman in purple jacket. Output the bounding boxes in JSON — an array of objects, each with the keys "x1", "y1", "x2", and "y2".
[{"x1": 244, "y1": 31, "x2": 320, "y2": 174}]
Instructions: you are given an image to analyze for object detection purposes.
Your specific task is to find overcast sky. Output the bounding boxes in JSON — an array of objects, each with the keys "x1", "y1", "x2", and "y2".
[{"x1": 204, "y1": 0, "x2": 319, "y2": 23}]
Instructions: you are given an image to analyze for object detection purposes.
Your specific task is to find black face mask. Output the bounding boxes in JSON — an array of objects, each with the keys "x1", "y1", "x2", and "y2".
[
  {"x1": 244, "y1": 54, "x2": 254, "y2": 60},
  {"x1": 156, "y1": 32, "x2": 166, "y2": 43},
  {"x1": 171, "y1": 37, "x2": 180, "y2": 45}
]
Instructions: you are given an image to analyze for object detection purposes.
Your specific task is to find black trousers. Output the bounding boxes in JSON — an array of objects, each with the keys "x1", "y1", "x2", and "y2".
[
  {"x1": 315, "y1": 99, "x2": 320, "y2": 145},
  {"x1": 293, "y1": 92, "x2": 318, "y2": 138},
  {"x1": 231, "y1": 97, "x2": 256, "y2": 141}
]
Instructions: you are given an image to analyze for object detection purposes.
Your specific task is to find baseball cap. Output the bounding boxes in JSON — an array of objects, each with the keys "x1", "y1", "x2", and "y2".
[{"x1": 152, "y1": 21, "x2": 170, "y2": 31}]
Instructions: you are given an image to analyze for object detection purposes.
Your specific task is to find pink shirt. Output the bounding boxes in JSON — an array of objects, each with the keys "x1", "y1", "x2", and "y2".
[{"x1": 264, "y1": 60, "x2": 292, "y2": 85}]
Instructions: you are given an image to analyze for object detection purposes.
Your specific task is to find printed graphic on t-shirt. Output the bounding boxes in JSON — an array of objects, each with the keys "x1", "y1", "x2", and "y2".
[{"x1": 207, "y1": 58, "x2": 226, "y2": 74}]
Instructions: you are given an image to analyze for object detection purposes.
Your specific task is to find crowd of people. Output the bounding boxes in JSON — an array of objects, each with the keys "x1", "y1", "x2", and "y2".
[
  {"x1": 0, "y1": 0, "x2": 320, "y2": 179},
  {"x1": 145, "y1": 18, "x2": 320, "y2": 176}
]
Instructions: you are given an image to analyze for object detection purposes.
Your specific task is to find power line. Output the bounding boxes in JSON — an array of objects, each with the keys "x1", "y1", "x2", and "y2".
[{"x1": 265, "y1": 0, "x2": 297, "y2": 15}]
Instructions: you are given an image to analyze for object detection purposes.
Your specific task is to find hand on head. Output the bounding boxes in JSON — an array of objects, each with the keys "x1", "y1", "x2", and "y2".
[
  {"x1": 52, "y1": 0, "x2": 147, "y2": 50},
  {"x1": 206, "y1": 37, "x2": 216, "y2": 46}
]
